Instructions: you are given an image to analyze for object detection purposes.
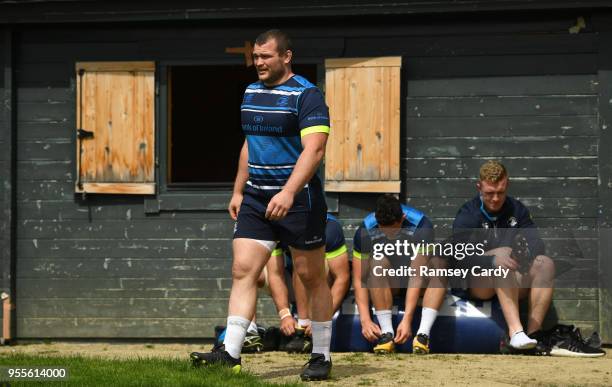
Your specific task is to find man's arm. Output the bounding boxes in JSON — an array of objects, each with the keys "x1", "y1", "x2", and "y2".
[
  {"x1": 327, "y1": 253, "x2": 350, "y2": 312},
  {"x1": 228, "y1": 140, "x2": 249, "y2": 220},
  {"x1": 352, "y1": 254, "x2": 382, "y2": 342},
  {"x1": 265, "y1": 133, "x2": 327, "y2": 220},
  {"x1": 352, "y1": 257, "x2": 372, "y2": 318},
  {"x1": 267, "y1": 250, "x2": 297, "y2": 336}
]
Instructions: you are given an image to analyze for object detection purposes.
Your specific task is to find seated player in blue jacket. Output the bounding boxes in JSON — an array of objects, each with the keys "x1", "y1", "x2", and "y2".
[
  {"x1": 452, "y1": 161, "x2": 560, "y2": 353},
  {"x1": 352, "y1": 194, "x2": 447, "y2": 354}
]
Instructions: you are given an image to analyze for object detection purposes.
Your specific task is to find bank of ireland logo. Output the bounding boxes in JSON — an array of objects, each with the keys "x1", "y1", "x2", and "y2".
[
  {"x1": 254, "y1": 115, "x2": 264, "y2": 124},
  {"x1": 276, "y1": 95, "x2": 289, "y2": 107}
]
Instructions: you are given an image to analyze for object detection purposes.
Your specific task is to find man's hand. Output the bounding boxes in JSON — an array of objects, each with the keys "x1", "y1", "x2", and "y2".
[
  {"x1": 280, "y1": 316, "x2": 297, "y2": 336},
  {"x1": 394, "y1": 317, "x2": 412, "y2": 344},
  {"x1": 304, "y1": 324, "x2": 312, "y2": 337},
  {"x1": 228, "y1": 193, "x2": 243, "y2": 220},
  {"x1": 494, "y1": 254, "x2": 518, "y2": 271},
  {"x1": 265, "y1": 190, "x2": 294, "y2": 221},
  {"x1": 361, "y1": 318, "x2": 382, "y2": 342}
]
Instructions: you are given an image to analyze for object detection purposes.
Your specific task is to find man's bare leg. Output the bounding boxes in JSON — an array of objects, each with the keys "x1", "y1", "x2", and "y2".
[
  {"x1": 495, "y1": 285, "x2": 523, "y2": 336},
  {"x1": 293, "y1": 268, "x2": 311, "y2": 329},
  {"x1": 291, "y1": 246, "x2": 332, "y2": 360},
  {"x1": 422, "y1": 255, "x2": 447, "y2": 313},
  {"x1": 224, "y1": 238, "x2": 274, "y2": 358},
  {"x1": 525, "y1": 255, "x2": 555, "y2": 334}
]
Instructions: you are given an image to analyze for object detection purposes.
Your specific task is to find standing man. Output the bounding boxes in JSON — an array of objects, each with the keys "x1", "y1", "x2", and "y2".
[
  {"x1": 452, "y1": 161, "x2": 558, "y2": 352},
  {"x1": 352, "y1": 194, "x2": 447, "y2": 354},
  {"x1": 191, "y1": 29, "x2": 333, "y2": 381}
]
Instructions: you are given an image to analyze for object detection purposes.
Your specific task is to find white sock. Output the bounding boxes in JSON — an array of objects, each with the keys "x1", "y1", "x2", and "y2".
[
  {"x1": 223, "y1": 315, "x2": 250, "y2": 359},
  {"x1": 509, "y1": 331, "x2": 537, "y2": 350},
  {"x1": 298, "y1": 318, "x2": 311, "y2": 329},
  {"x1": 374, "y1": 310, "x2": 394, "y2": 336},
  {"x1": 247, "y1": 321, "x2": 258, "y2": 334},
  {"x1": 311, "y1": 320, "x2": 332, "y2": 361},
  {"x1": 417, "y1": 307, "x2": 438, "y2": 337}
]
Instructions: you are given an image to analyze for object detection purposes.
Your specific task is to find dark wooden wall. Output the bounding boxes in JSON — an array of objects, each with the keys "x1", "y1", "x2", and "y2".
[{"x1": 3, "y1": 11, "x2": 609, "y2": 338}]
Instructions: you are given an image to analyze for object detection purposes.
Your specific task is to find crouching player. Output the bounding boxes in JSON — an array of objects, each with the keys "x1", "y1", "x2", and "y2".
[{"x1": 353, "y1": 194, "x2": 447, "y2": 354}]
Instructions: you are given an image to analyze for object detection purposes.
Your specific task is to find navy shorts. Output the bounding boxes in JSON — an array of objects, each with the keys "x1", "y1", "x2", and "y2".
[{"x1": 234, "y1": 182, "x2": 327, "y2": 250}]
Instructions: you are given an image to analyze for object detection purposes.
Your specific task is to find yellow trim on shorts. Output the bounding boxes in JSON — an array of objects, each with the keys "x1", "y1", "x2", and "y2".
[
  {"x1": 325, "y1": 245, "x2": 347, "y2": 260},
  {"x1": 300, "y1": 125, "x2": 330, "y2": 137},
  {"x1": 271, "y1": 247, "x2": 283, "y2": 256},
  {"x1": 353, "y1": 250, "x2": 364, "y2": 260}
]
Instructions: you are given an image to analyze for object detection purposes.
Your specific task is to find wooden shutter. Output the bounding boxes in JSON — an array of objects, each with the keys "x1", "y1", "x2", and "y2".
[
  {"x1": 75, "y1": 62, "x2": 156, "y2": 195},
  {"x1": 324, "y1": 57, "x2": 401, "y2": 193}
]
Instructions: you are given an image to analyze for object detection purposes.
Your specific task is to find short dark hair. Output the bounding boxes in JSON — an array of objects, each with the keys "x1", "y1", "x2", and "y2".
[
  {"x1": 375, "y1": 194, "x2": 403, "y2": 226},
  {"x1": 255, "y1": 29, "x2": 293, "y2": 54}
]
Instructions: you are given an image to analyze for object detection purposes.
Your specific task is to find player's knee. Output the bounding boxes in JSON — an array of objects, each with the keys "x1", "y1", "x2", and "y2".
[
  {"x1": 295, "y1": 265, "x2": 324, "y2": 288},
  {"x1": 232, "y1": 259, "x2": 257, "y2": 281},
  {"x1": 531, "y1": 255, "x2": 555, "y2": 278}
]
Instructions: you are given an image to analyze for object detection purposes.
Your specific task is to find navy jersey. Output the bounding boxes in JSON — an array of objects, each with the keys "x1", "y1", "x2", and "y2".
[
  {"x1": 273, "y1": 213, "x2": 347, "y2": 259},
  {"x1": 241, "y1": 75, "x2": 330, "y2": 192},
  {"x1": 452, "y1": 195, "x2": 545, "y2": 261},
  {"x1": 352, "y1": 205, "x2": 434, "y2": 260}
]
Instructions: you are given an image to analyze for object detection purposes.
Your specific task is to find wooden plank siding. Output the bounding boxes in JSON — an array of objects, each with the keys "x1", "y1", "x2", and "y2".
[
  {"x1": 402, "y1": 85, "x2": 600, "y2": 331},
  {"x1": 7, "y1": 13, "x2": 607, "y2": 338}
]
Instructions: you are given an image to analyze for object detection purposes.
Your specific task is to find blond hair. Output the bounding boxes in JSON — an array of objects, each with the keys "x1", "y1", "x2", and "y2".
[{"x1": 479, "y1": 160, "x2": 507, "y2": 183}]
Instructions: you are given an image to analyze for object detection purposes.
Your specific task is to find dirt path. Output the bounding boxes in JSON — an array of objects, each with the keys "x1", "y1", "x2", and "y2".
[{"x1": 1, "y1": 342, "x2": 610, "y2": 386}]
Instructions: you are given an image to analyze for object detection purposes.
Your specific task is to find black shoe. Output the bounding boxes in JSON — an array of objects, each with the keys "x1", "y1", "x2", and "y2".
[
  {"x1": 242, "y1": 331, "x2": 264, "y2": 353},
  {"x1": 585, "y1": 331, "x2": 602, "y2": 349},
  {"x1": 300, "y1": 353, "x2": 332, "y2": 381},
  {"x1": 262, "y1": 326, "x2": 281, "y2": 351},
  {"x1": 190, "y1": 344, "x2": 242, "y2": 373},
  {"x1": 548, "y1": 326, "x2": 606, "y2": 358},
  {"x1": 285, "y1": 328, "x2": 312, "y2": 354},
  {"x1": 526, "y1": 330, "x2": 552, "y2": 356}
]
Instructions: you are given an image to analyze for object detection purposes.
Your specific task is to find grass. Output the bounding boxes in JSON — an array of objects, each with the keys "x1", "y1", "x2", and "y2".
[
  {"x1": 0, "y1": 354, "x2": 303, "y2": 387},
  {"x1": 342, "y1": 352, "x2": 366, "y2": 363}
]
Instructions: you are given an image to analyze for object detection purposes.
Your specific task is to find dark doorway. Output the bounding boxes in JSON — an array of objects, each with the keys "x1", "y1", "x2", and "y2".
[{"x1": 168, "y1": 64, "x2": 318, "y2": 187}]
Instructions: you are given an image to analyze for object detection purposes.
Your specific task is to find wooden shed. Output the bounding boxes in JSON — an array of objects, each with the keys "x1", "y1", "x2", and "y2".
[{"x1": 0, "y1": 0, "x2": 611, "y2": 342}]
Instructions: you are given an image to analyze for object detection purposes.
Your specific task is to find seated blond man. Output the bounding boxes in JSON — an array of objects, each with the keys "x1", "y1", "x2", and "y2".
[{"x1": 452, "y1": 161, "x2": 555, "y2": 352}]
